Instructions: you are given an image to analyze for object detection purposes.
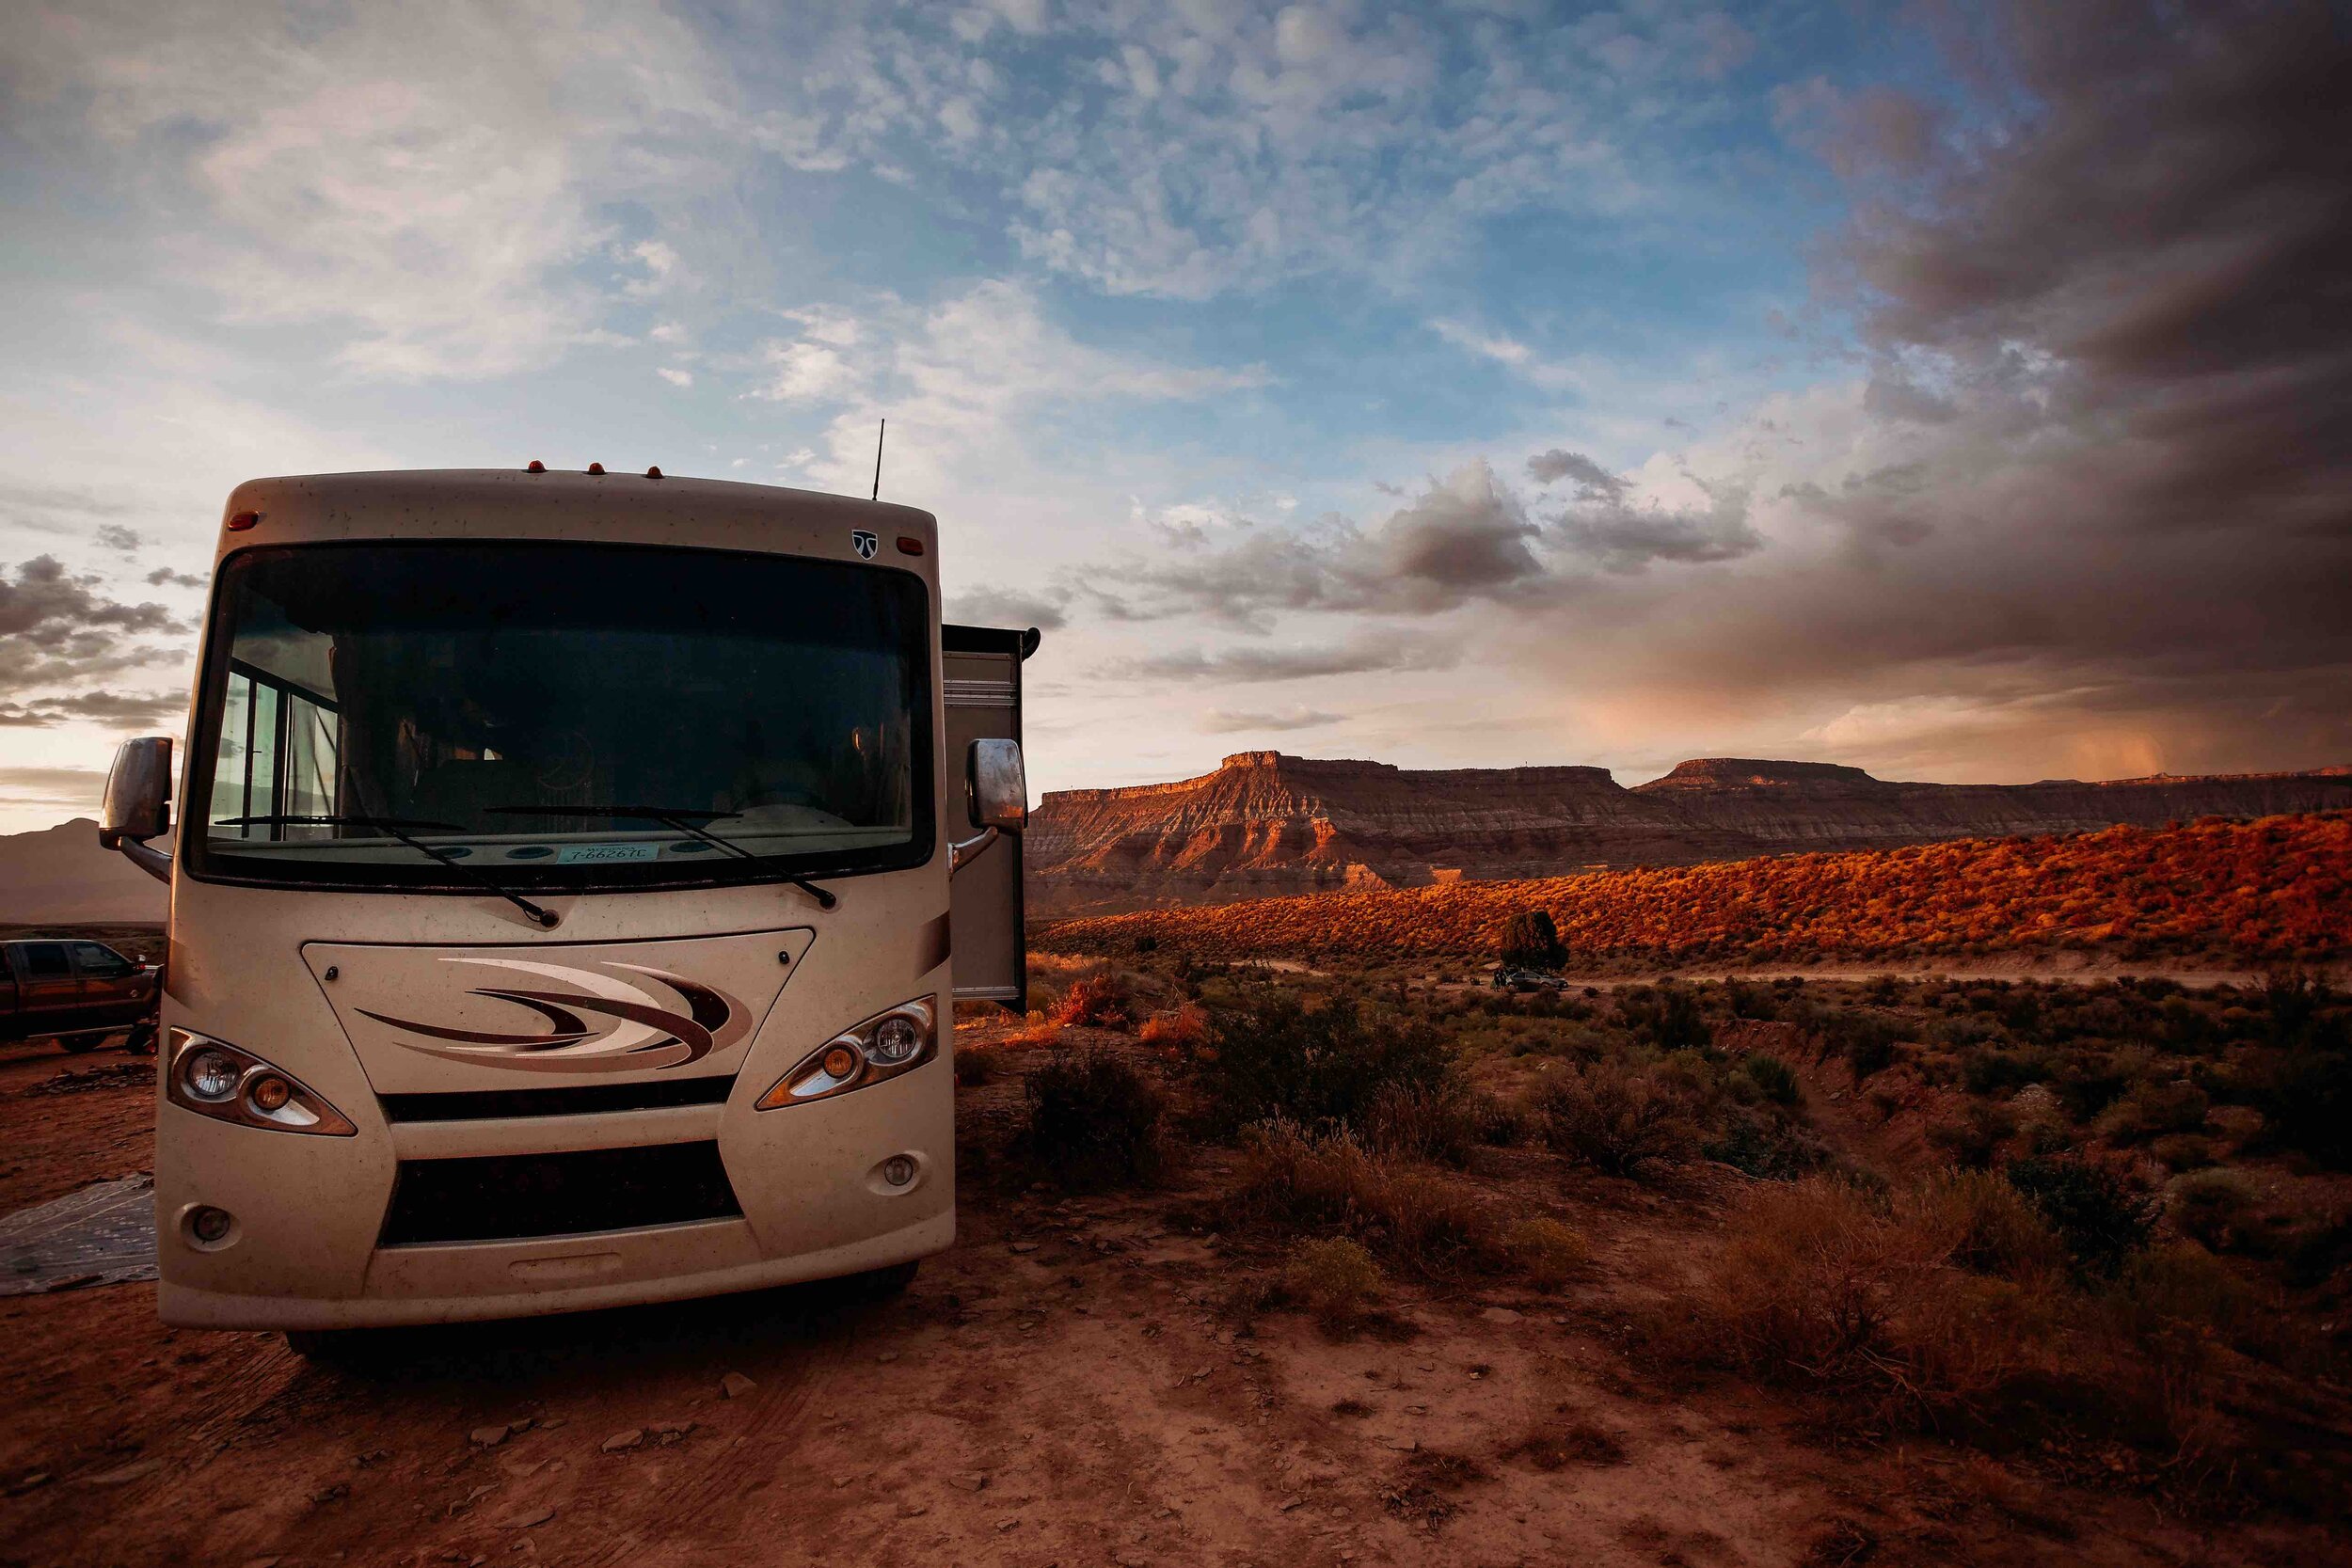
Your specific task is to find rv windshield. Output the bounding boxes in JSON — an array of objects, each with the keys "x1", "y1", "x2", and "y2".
[{"x1": 186, "y1": 541, "x2": 932, "y2": 891}]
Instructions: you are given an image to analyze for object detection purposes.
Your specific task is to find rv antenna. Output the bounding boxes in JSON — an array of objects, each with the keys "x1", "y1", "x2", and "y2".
[{"x1": 871, "y1": 419, "x2": 886, "y2": 501}]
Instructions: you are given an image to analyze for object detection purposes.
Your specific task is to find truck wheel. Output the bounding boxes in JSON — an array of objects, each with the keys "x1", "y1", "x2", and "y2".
[{"x1": 123, "y1": 1022, "x2": 159, "y2": 1057}]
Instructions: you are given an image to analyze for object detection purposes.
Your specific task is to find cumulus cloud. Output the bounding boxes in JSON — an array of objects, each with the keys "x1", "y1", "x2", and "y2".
[
  {"x1": 16, "y1": 0, "x2": 738, "y2": 379},
  {"x1": 144, "y1": 567, "x2": 208, "y2": 590}
]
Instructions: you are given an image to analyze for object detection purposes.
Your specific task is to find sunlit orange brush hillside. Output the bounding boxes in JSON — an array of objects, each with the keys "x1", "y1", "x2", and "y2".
[{"x1": 1038, "y1": 813, "x2": 2352, "y2": 967}]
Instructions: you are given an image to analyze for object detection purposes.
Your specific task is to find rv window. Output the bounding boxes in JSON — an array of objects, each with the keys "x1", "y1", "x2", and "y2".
[{"x1": 185, "y1": 540, "x2": 932, "y2": 892}]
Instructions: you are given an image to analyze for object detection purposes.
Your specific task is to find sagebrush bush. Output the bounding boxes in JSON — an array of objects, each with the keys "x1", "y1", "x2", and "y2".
[
  {"x1": 1283, "y1": 1236, "x2": 1383, "y2": 1328},
  {"x1": 1618, "y1": 983, "x2": 1710, "y2": 1053},
  {"x1": 2004, "y1": 1154, "x2": 2155, "y2": 1276},
  {"x1": 2168, "y1": 1169, "x2": 2262, "y2": 1254},
  {"x1": 1022, "y1": 1050, "x2": 1168, "y2": 1191},
  {"x1": 1927, "y1": 1101, "x2": 2018, "y2": 1170},
  {"x1": 1229, "y1": 1118, "x2": 1510, "y2": 1278},
  {"x1": 953, "y1": 1046, "x2": 993, "y2": 1087},
  {"x1": 1808, "y1": 1006, "x2": 1900, "y2": 1081},
  {"x1": 1738, "y1": 1052, "x2": 1802, "y2": 1107},
  {"x1": 1539, "y1": 1061, "x2": 1702, "y2": 1178},
  {"x1": 1199, "y1": 993, "x2": 1455, "y2": 1136},
  {"x1": 1053, "y1": 971, "x2": 1135, "y2": 1029}
]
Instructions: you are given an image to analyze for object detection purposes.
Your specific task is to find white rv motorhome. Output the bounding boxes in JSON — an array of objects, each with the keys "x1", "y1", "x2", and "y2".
[{"x1": 97, "y1": 467, "x2": 1033, "y2": 1347}]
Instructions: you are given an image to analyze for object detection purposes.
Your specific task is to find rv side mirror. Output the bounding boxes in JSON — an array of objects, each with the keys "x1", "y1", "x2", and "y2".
[
  {"x1": 969, "y1": 737, "x2": 1027, "y2": 832},
  {"x1": 100, "y1": 736, "x2": 173, "y2": 848}
]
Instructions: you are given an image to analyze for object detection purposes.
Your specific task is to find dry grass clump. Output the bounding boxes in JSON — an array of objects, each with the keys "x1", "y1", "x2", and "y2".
[
  {"x1": 1229, "y1": 1117, "x2": 1511, "y2": 1279},
  {"x1": 1361, "y1": 1081, "x2": 1482, "y2": 1166},
  {"x1": 1001, "y1": 1012, "x2": 1067, "y2": 1050},
  {"x1": 1898, "y1": 1170, "x2": 2065, "y2": 1281},
  {"x1": 1283, "y1": 1236, "x2": 1383, "y2": 1328},
  {"x1": 1137, "y1": 1002, "x2": 1211, "y2": 1052},
  {"x1": 1502, "y1": 1216, "x2": 1590, "y2": 1290},
  {"x1": 952, "y1": 1046, "x2": 994, "y2": 1087},
  {"x1": 1538, "y1": 1060, "x2": 1702, "y2": 1178},
  {"x1": 1020, "y1": 1050, "x2": 1168, "y2": 1191}
]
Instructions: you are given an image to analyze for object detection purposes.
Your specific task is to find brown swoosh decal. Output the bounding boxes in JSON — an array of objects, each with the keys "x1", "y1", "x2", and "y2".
[
  {"x1": 357, "y1": 996, "x2": 596, "y2": 1048},
  {"x1": 487, "y1": 990, "x2": 719, "y2": 1066}
]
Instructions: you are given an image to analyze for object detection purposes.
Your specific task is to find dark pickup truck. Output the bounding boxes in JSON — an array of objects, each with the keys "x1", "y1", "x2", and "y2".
[{"x1": 0, "y1": 939, "x2": 160, "y2": 1053}]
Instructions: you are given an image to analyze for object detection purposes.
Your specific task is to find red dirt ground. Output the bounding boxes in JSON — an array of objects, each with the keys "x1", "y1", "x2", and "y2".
[{"x1": 0, "y1": 1028, "x2": 2341, "y2": 1568}]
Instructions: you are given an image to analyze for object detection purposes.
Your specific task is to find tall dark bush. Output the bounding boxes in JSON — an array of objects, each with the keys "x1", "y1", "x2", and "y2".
[
  {"x1": 1200, "y1": 993, "x2": 1454, "y2": 1136},
  {"x1": 1023, "y1": 1050, "x2": 1167, "y2": 1190},
  {"x1": 2003, "y1": 1154, "x2": 2154, "y2": 1276},
  {"x1": 1499, "y1": 909, "x2": 1567, "y2": 971}
]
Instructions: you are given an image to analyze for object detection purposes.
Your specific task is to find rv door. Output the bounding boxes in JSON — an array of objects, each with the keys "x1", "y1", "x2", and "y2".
[{"x1": 943, "y1": 624, "x2": 1036, "y2": 1010}]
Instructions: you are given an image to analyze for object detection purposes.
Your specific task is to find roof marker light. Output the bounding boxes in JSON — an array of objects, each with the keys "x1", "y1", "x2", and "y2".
[
  {"x1": 896, "y1": 535, "x2": 925, "y2": 556},
  {"x1": 527, "y1": 460, "x2": 546, "y2": 472},
  {"x1": 587, "y1": 462, "x2": 605, "y2": 474},
  {"x1": 227, "y1": 511, "x2": 261, "y2": 531},
  {"x1": 645, "y1": 466, "x2": 662, "y2": 479}
]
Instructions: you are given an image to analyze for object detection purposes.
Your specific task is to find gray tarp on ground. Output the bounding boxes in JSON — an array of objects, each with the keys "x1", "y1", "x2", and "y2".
[{"x1": 0, "y1": 1176, "x2": 157, "y2": 1296}]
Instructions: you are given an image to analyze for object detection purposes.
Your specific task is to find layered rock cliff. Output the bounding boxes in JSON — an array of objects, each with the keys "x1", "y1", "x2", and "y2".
[{"x1": 1026, "y1": 752, "x2": 2352, "y2": 915}]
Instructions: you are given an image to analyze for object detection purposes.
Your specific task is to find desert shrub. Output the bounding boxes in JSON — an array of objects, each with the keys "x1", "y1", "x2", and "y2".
[
  {"x1": 2168, "y1": 1169, "x2": 2263, "y2": 1254},
  {"x1": 1137, "y1": 1002, "x2": 1211, "y2": 1053},
  {"x1": 1471, "y1": 1092, "x2": 1535, "y2": 1147},
  {"x1": 1283, "y1": 1236, "x2": 1383, "y2": 1328},
  {"x1": 1539, "y1": 1061, "x2": 1703, "y2": 1178},
  {"x1": 953, "y1": 1047, "x2": 993, "y2": 1087},
  {"x1": 1498, "y1": 909, "x2": 1566, "y2": 970},
  {"x1": 1199, "y1": 993, "x2": 1455, "y2": 1137},
  {"x1": 2004, "y1": 1154, "x2": 2155, "y2": 1276},
  {"x1": 1229, "y1": 1118, "x2": 1509, "y2": 1278},
  {"x1": 2261, "y1": 966, "x2": 2329, "y2": 1046},
  {"x1": 1022, "y1": 1050, "x2": 1168, "y2": 1191},
  {"x1": 1052, "y1": 971, "x2": 1135, "y2": 1029},
  {"x1": 2108, "y1": 1243, "x2": 2265, "y2": 1354},
  {"x1": 1806, "y1": 1006, "x2": 1899, "y2": 1081},
  {"x1": 1725, "y1": 980, "x2": 1779, "y2": 1021},
  {"x1": 2100, "y1": 1077, "x2": 2210, "y2": 1143},
  {"x1": 1927, "y1": 1101, "x2": 2018, "y2": 1170},
  {"x1": 2048, "y1": 1043, "x2": 2149, "y2": 1122},
  {"x1": 1738, "y1": 1052, "x2": 1802, "y2": 1107},
  {"x1": 1930, "y1": 1014, "x2": 2001, "y2": 1051},
  {"x1": 1902, "y1": 1170, "x2": 2063, "y2": 1281},
  {"x1": 2246, "y1": 1031, "x2": 2352, "y2": 1169},
  {"x1": 1361, "y1": 1081, "x2": 1479, "y2": 1166},
  {"x1": 1619, "y1": 983, "x2": 1710, "y2": 1053},
  {"x1": 1961, "y1": 1048, "x2": 2046, "y2": 1097},
  {"x1": 2148, "y1": 1132, "x2": 2216, "y2": 1171},
  {"x1": 1503, "y1": 1216, "x2": 1589, "y2": 1290},
  {"x1": 1704, "y1": 1109, "x2": 1830, "y2": 1180}
]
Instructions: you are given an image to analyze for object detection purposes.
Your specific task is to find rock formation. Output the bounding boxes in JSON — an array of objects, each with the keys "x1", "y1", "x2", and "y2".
[{"x1": 1027, "y1": 752, "x2": 2352, "y2": 915}]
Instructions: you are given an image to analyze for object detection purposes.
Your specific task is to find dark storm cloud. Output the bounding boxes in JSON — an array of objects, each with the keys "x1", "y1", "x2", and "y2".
[
  {"x1": 1518, "y1": 0, "x2": 2352, "y2": 775},
  {"x1": 0, "y1": 690, "x2": 185, "y2": 729},
  {"x1": 0, "y1": 556, "x2": 191, "y2": 730},
  {"x1": 1198, "y1": 708, "x2": 1343, "y2": 734}
]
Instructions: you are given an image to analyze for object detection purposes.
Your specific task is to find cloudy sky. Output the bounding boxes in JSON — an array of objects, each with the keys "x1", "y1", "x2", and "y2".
[{"x1": 2, "y1": 0, "x2": 2346, "y2": 832}]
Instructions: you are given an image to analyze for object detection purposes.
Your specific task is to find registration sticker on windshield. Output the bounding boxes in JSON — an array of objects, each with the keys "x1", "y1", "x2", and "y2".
[{"x1": 556, "y1": 843, "x2": 661, "y2": 864}]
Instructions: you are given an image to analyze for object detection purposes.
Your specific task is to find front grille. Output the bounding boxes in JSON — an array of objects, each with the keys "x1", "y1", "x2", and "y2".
[
  {"x1": 379, "y1": 1141, "x2": 741, "y2": 1246},
  {"x1": 379, "y1": 1075, "x2": 736, "y2": 1123}
]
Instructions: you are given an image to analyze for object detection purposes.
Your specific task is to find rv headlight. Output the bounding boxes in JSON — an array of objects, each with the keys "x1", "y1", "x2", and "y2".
[
  {"x1": 166, "y1": 1029, "x2": 358, "y2": 1137},
  {"x1": 756, "y1": 999, "x2": 936, "y2": 1110}
]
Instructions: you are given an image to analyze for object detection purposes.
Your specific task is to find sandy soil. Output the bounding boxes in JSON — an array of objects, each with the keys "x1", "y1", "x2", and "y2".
[{"x1": 0, "y1": 1028, "x2": 2339, "y2": 1568}]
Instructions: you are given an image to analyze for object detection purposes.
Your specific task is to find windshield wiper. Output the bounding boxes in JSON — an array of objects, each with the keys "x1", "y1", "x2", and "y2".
[
  {"x1": 485, "y1": 804, "x2": 839, "y2": 911},
  {"x1": 219, "y1": 814, "x2": 562, "y2": 928}
]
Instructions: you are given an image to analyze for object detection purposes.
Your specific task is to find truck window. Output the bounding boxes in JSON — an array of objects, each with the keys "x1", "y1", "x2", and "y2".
[
  {"x1": 184, "y1": 541, "x2": 933, "y2": 892},
  {"x1": 68, "y1": 942, "x2": 135, "y2": 977},
  {"x1": 18, "y1": 942, "x2": 71, "y2": 977}
]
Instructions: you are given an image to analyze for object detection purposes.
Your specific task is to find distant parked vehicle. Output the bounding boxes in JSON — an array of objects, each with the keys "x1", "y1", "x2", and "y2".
[
  {"x1": 1493, "y1": 967, "x2": 1568, "y2": 993},
  {"x1": 0, "y1": 939, "x2": 161, "y2": 1054}
]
